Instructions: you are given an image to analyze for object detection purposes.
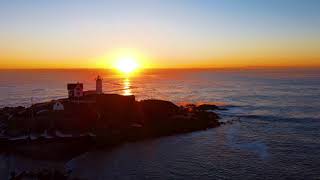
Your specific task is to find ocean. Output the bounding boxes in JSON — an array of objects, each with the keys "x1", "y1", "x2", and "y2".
[{"x1": 0, "y1": 68, "x2": 320, "y2": 179}]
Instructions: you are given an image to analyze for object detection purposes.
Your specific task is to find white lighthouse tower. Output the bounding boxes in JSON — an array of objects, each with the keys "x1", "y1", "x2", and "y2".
[{"x1": 96, "y1": 75, "x2": 103, "y2": 94}]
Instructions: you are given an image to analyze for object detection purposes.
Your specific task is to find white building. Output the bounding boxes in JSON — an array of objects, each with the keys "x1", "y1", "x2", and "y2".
[
  {"x1": 67, "y1": 83, "x2": 84, "y2": 98},
  {"x1": 53, "y1": 101, "x2": 64, "y2": 111},
  {"x1": 74, "y1": 83, "x2": 84, "y2": 97}
]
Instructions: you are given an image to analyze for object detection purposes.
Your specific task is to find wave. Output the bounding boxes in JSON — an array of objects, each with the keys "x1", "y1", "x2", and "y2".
[
  {"x1": 227, "y1": 124, "x2": 268, "y2": 159},
  {"x1": 217, "y1": 105, "x2": 320, "y2": 123},
  {"x1": 32, "y1": 88, "x2": 46, "y2": 92},
  {"x1": 238, "y1": 114, "x2": 320, "y2": 123}
]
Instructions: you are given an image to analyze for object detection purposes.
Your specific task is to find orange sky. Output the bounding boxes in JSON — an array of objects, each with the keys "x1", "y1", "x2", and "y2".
[{"x1": 0, "y1": 1, "x2": 319, "y2": 69}]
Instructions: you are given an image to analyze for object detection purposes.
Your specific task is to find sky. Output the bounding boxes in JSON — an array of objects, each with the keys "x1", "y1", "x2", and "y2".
[{"x1": 0, "y1": 0, "x2": 320, "y2": 69}]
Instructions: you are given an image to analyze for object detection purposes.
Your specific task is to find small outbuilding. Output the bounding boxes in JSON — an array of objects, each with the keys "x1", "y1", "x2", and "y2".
[{"x1": 53, "y1": 101, "x2": 64, "y2": 111}]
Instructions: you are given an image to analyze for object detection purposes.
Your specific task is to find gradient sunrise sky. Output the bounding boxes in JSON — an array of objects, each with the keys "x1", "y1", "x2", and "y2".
[{"x1": 0, "y1": 0, "x2": 319, "y2": 69}]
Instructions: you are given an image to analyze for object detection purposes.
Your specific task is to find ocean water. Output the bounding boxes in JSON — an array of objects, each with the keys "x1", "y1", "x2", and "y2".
[{"x1": 0, "y1": 68, "x2": 320, "y2": 179}]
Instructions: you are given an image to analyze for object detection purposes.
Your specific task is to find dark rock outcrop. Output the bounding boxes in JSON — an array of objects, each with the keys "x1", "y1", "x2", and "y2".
[
  {"x1": 9, "y1": 168, "x2": 71, "y2": 180},
  {"x1": 198, "y1": 104, "x2": 228, "y2": 111},
  {"x1": 1, "y1": 94, "x2": 221, "y2": 159}
]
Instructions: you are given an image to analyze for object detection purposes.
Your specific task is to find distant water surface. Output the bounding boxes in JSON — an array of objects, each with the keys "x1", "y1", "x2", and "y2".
[{"x1": 0, "y1": 68, "x2": 320, "y2": 179}]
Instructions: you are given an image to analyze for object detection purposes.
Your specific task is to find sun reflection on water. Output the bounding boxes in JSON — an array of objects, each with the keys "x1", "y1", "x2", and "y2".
[{"x1": 123, "y1": 78, "x2": 132, "y2": 96}]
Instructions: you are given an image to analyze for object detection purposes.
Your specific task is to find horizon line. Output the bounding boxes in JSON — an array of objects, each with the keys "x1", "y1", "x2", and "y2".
[{"x1": 0, "y1": 66, "x2": 320, "y2": 71}]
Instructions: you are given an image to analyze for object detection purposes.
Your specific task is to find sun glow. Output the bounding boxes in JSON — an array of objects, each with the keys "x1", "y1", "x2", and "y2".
[
  {"x1": 115, "y1": 57, "x2": 139, "y2": 74},
  {"x1": 96, "y1": 48, "x2": 148, "y2": 73}
]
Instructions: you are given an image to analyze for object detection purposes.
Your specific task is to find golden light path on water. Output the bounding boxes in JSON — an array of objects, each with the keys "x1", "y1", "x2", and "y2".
[{"x1": 122, "y1": 78, "x2": 132, "y2": 96}]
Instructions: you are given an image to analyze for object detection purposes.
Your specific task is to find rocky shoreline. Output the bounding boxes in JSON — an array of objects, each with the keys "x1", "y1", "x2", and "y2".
[{"x1": 0, "y1": 94, "x2": 222, "y2": 159}]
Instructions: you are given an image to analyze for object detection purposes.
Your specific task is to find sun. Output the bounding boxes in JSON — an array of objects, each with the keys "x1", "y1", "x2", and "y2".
[{"x1": 115, "y1": 57, "x2": 139, "y2": 74}]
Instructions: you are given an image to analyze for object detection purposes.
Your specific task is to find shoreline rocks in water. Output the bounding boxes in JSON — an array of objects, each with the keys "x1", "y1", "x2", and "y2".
[
  {"x1": 9, "y1": 168, "x2": 71, "y2": 180},
  {"x1": 0, "y1": 94, "x2": 221, "y2": 159}
]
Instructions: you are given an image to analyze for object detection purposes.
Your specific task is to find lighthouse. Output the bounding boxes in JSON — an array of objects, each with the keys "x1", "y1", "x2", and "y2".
[{"x1": 96, "y1": 75, "x2": 103, "y2": 94}]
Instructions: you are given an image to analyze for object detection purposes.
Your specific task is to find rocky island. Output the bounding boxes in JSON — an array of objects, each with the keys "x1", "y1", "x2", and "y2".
[
  {"x1": 0, "y1": 77, "x2": 222, "y2": 159},
  {"x1": 0, "y1": 94, "x2": 221, "y2": 159}
]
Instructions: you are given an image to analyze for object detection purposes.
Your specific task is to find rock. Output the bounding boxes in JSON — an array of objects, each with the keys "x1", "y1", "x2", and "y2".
[
  {"x1": 2, "y1": 94, "x2": 221, "y2": 159},
  {"x1": 139, "y1": 99, "x2": 179, "y2": 122},
  {"x1": 197, "y1": 104, "x2": 227, "y2": 111},
  {"x1": 9, "y1": 168, "x2": 70, "y2": 180}
]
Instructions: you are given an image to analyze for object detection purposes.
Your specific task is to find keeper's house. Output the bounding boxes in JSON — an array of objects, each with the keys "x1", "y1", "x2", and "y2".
[
  {"x1": 67, "y1": 75, "x2": 103, "y2": 99},
  {"x1": 67, "y1": 83, "x2": 84, "y2": 98}
]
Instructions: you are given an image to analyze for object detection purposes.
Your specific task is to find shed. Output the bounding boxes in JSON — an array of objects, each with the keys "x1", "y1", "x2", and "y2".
[{"x1": 53, "y1": 101, "x2": 64, "y2": 111}]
